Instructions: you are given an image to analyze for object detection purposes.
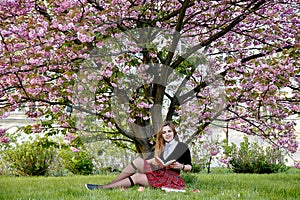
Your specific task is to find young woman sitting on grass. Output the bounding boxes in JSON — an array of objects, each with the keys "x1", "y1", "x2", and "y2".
[{"x1": 85, "y1": 121, "x2": 192, "y2": 190}]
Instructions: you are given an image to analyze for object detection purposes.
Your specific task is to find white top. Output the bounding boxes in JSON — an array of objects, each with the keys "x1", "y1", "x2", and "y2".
[{"x1": 163, "y1": 139, "x2": 178, "y2": 160}]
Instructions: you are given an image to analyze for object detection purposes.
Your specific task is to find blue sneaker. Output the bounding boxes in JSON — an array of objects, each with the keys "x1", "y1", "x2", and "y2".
[{"x1": 85, "y1": 183, "x2": 99, "y2": 190}]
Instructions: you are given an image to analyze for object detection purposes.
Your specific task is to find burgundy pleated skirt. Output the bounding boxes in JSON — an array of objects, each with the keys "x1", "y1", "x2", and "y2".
[{"x1": 144, "y1": 160, "x2": 185, "y2": 189}]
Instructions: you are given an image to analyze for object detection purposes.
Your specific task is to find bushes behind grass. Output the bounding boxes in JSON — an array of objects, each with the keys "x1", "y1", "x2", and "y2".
[
  {"x1": 1, "y1": 135, "x2": 94, "y2": 176},
  {"x1": 1, "y1": 133, "x2": 290, "y2": 176},
  {"x1": 58, "y1": 148, "x2": 94, "y2": 175},
  {"x1": 223, "y1": 136, "x2": 287, "y2": 174},
  {"x1": 1, "y1": 136, "x2": 56, "y2": 176}
]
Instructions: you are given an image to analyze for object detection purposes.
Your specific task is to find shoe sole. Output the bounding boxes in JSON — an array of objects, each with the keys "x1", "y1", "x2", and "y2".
[{"x1": 85, "y1": 184, "x2": 92, "y2": 191}]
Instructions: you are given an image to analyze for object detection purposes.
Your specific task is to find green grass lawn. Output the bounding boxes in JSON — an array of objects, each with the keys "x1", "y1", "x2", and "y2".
[{"x1": 1, "y1": 168, "x2": 300, "y2": 200}]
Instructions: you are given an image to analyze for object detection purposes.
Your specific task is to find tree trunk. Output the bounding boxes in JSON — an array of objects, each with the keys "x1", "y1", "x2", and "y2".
[
  {"x1": 207, "y1": 156, "x2": 212, "y2": 174},
  {"x1": 129, "y1": 122, "x2": 154, "y2": 158},
  {"x1": 134, "y1": 137, "x2": 154, "y2": 159}
]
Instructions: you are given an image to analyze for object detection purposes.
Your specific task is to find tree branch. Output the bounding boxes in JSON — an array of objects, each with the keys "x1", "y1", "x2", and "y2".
[
  {"x1": 170, "y1": 0, "x2": 267, "y2": 69},
  {"x1": 241, "y1": 45, "x2": 294, "y2": 63}
]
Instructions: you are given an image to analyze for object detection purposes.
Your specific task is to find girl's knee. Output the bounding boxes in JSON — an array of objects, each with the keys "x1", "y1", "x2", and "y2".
[
  {"x1": 133, "y1": 157, "x2": 144, "y2": 166},
  {"x1": 132, "y1": 173, "x2": 148, "y2": 185},
  {"x1": 134, "y1": 157, "x2": 144, "y2": 162}
]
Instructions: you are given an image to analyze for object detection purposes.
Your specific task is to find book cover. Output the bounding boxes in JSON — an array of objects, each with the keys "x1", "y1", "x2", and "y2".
[{"x1": 155, "y1": 156, "x2": 176, "y2": 168}]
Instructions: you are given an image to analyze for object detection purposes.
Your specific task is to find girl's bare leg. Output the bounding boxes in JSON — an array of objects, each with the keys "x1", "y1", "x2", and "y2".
[
  {"x1": 109, "y1": 157, "x2": 145, "y2": 184},
  {"x1": 85, "y1": 157, "x2": 146, "y2": 190},
  {"x1": 101, "y1": 173, "x2": 149, "y2": 189}
]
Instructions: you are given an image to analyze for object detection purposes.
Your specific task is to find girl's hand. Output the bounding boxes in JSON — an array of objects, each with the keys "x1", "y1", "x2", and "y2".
[
  {"x1": 170, "y1": 162, "x2": 184, "y2": 170},
  {"x1": 147, "y1": 158, "x2": 158, "y2": 165}
]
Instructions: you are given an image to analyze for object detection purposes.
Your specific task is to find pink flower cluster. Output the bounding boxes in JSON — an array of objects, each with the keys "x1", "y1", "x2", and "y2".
[
  {"x1": 70, "y1": 147, "x2": 81, "y2": 152},
  {"x1": 209, "y1": 145, "x2": 220, "y2": 157},
  {"x1": 136, "y1": 102, "x2": 153, "y2": 109},
  {"x1": 0, "y1": 128, "x2": 10, "y2": 144},
  {"x1": 64, "y1": 134, "x2": 77, "y2": 145},
  {"x1": 32, "y1": 124, "x2": 43, "y2": 133},
  {"x1": 295, "y1": 162, "x2": 300, "y2": 170},
  {"x1": 219, "y1": 157, "x2": 232, "y2": 164}
]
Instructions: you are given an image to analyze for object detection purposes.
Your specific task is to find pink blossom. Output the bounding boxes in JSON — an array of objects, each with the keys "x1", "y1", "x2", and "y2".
[
  {"x1": 143, "y1": 116, "x2": 150, "y2": 120},
  {"x1": 28, "y1": 29, "x2": 37, "y2": 39},
  {"x1": 61, "y1": 122, "x2": 70, "y2": 128},
  {"x1": 137, "y1": 102, "x2": 153, "y2": 109},
  {"x1": 64, "y1": 134, "x2": 76, "y2": 142},
  {"x1": 203, "y1": 143, "x2": 209, "y2": 149},
  {"x1": 210, "y1": 146, "x2": 219, "y2": 156},
  {"x1": 107, "y1": 121, "x2": 115, "y2": 128},
  {"x1": 0, "y1": 128, "x2": 6, "y2": 136},
  {"x1": 219, "y1": 157, "x2": 232, "y2": 164},
  {"x1": 0, "y1": 136, "x2": 10, "y2": 143},
  {"x1": 294, "y1": 162, "x2": 300, "y2": 170},
  {"x1": 104, "y1": 112, "x2": 115, "y2": 118},
  {"x1": 77, "y1": 32, "x2": 94, "y2": 43},
  {"x1": 103, "y1": 70, "x2": 113, "y2": 77},
  {"x1": 196, "y1": 135, "x2": 202, "y2": 140},
  {"x1": 71, "y1": 147, "x2": 81, "y2": 152},
  {"x1": 32, "y1": 124, "x2": 42, "y2": 133},
  {"x1": 51, "y1": 106, "x2": 60, "y2": 113},
  {"x1": 110, "y1": 82, "x2": 117, "y2": 88},
  {"x1": 128, "y1": 118, "x2": 136, "y2": 123}
]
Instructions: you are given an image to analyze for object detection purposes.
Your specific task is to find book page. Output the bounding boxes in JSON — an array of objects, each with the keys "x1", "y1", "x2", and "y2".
[{"x1": 155, "y1": 157, "x2": 176, "y2": 167}]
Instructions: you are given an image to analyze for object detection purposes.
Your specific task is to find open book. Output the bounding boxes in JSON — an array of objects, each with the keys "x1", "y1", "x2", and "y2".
[
  {"x1": 161, "y1": 187, "x2": 186, "y2": 193},
  {"x1": 155, "y1": 156, "x2": 176, "y2": 168}
]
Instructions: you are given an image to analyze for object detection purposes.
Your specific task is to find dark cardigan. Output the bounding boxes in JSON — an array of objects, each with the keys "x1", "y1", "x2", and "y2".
[{"x1": 148, "y1": 142, "x2": 192, "y2": 166}]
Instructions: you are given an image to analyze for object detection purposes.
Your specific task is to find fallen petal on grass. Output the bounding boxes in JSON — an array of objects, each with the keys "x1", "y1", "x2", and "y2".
[
  {"x1": 120, "y1": 186, "x2": 126, "y2": 191},
  {"x1": 193, "y1": 188, "x2": 200, "y2": 193}
]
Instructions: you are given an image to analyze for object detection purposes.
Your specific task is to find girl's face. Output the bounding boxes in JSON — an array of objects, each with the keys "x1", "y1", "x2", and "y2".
[{"x1": 162, "y1": 125, "x2": 174, "y2": 143}]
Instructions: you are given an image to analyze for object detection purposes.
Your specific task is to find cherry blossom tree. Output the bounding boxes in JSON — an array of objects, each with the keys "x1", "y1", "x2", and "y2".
[{"x1": 0, "y1": 0, "x2": 299, "y2": 163}]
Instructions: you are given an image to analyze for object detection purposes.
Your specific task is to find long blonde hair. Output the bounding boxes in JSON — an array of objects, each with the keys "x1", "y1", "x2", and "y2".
[{"x1": 154, "y1": 121, "x2": 179, "y2": 157}]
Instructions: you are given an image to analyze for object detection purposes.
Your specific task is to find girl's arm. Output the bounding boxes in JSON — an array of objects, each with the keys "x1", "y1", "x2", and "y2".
[
  {"x1": 181, "y1": 163, "x2": 192, "y2": 172},
  {"x1": 146, "y1": 157, "x2": 158, "y2": 165},
  {"x1": 170, "y1": 162, "x2": 192, "y2": 171}
]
